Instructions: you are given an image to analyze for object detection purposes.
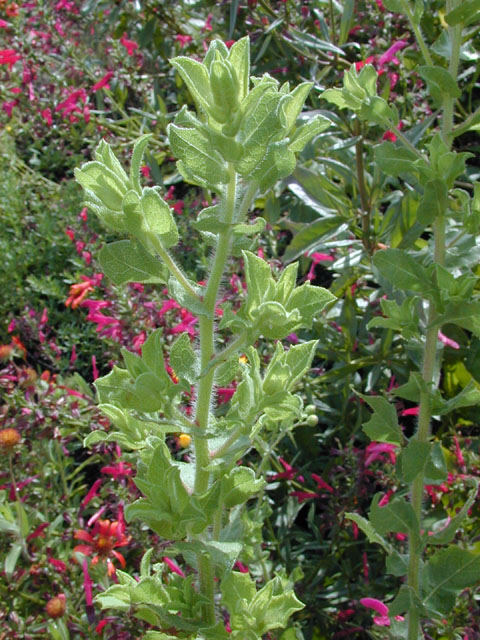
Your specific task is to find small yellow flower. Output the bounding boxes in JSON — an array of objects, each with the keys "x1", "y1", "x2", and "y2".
[
  {"x1": 177, "y1": 433, "x2": 191, "y2": 448},
  {"x1": 238, "y1": 355, "x2": 248, "y2": 364}
]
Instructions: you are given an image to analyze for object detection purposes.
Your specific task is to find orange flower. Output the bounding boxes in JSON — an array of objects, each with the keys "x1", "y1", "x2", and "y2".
[
  {"x1": 65, "y1": 279, "x2": 95, "y2": 309},
  {"x1": 74, "y1": 519, "x2": 130, "y2": 576},
  {"x1": 0, "y1": 428, "x2": 21, "y2": 450}
]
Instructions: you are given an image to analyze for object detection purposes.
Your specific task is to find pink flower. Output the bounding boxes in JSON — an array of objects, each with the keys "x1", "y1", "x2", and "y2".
[
  {"x1": 80, "y1": 478, "x2": 102, "y2": 510},
  {"x1": 202, "y1": 13, "x2": 213, "y2": 31},
  {"x1": 171, "y1": 309, "x2": 198, "y2": 337},
  {"x1": 175, "y1": 34, "x2": 192, "y2": 48},
  {"x1": 217, "y1": 386, "x2": 236, "y2": 404},
  {"x1": 360, "y1": 597, "x2": 404, "y2": 626},
  {"x1": 48, "y1": 556, "x2": 67, "y2": 572},
  {"x1": 0, "y1": 49, "x2": 21, "y2": 69},
  {"x1": 401, "y1": 406, "x2": 419, "y2": 416},
  {"x1": 453, "y1": 435, "x2": 465, "y2": 467},
  {"x1": 234, "y1": 561, "x2": 249, "y2": 573},
  {"x1": 40, "y1": 108, "x2": 53, "y2": 126},
  {"x1": 364, "y1": 442, "x2": 397, "y2": 467},
  {"x1": 311, "y1": 473, "x2": 334, "y2": 493},
  {"x1": 101, "y1": 460, "x2": 133, "y2": 480},
  {"x1": 378, "y1": 489, "x2": 394, "y2": 507},
  {"x1": 163, "y1": 557, "x2": 185, "y2": 577},
  {"x1": 2, "y1": 100, "x2": 18, "y2": 117},
  {"x1": 140, "y1": 165, "x2": 151, "y2": 178},
  {"x1": 382, "y1": 130, "x2": 397, "y2": 142},
  {"x1": 120, "y1": 33, "x2": 138, "y2": 56},
  {"x1": 378, "y1": 40, "x2": 408, "y2": 66},
  {"x1": 438, "y1": 330, "x2": 460, "y2": 349},
  {"x1": 0, "y1": 20, "x2": 9, "y2": 28},
  {"x1": 92, "y1": 71, "x2": 114, "y2": 92},
  {"x1": 305, "y1": 251, "x2": 334, "y2": 281},
  {"x1": 270, "y1": 457, "x2": 304, "y2": 482},
  {"x1": 26, "y1": 522, "x2": 50, "y2": 542}
]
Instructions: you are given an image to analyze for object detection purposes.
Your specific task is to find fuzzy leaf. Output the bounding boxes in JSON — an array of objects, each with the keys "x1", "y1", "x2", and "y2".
[
  {"x1": 99, "y1": 240, "x2": 168, "y2": 285},
  {"x1": 357, "y1": 393, "x2": 403, "y2": 444},
  {"x1": 130, "y1": 134, "x2": 153, "y2": 194}
]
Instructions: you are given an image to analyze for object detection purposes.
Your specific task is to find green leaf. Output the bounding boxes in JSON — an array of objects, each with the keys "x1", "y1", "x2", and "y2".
[
  {"x1": 250, "y1": 575, "x2": 305, "y2": 634},
  {"x1": 419, "y1": 66, "x2": 461, "y2": 105},
  {"x1": 282, "y1": 82, "x2": 313, "y2": 132},
  {"x1": 357, "y1": 393, "x2": 403, "y2": 444},
  {"x1": 286, "y1": 283, "x2": 335, "y2": 328},
  {"x1": 401, "y1": 440, "x2": 431, "y2": 482},
  {"x1": 168, "y1": 276, "x2": 209, "y2": 318},
  {"x1": 423, "y1": 442, "x2": 448, "y2": 484},
  {"x1": 374, "y1": 142, "x2": 419, "y2": 176},
  {"x1": 288, "y1": 114, "x2": 332, "y2": 153},
  {"x1": 285, "y1": 340, "x2": 318, "y2": 388},
  {"x1": 170, "y1": 333, "x2": 198, "y2": 384},
  {"x1": 369, "y1": 494, "x2": 419, "y2": 545},
  {"x1": 344, "y1": 513, "x2": 393, "y2": 554},
  {"x1": 373, "y1": 248, "x2": 429, "y2": 293},
  {"x1": 389, "y1": 585, "x2": 427, "y2": 617},
  {"x1": 168, "y1": 124, "x2": 229, "y2": 189},
  {"x1": 222, "y1": 467, "x2": 265, "y2": 508},
  {"x1": 445, "y1": 0, "x2": 480, "y2": 26},
  {"x1": 428, "y1": 478, "x2": 479, "y2": 545},
  {"x1": 283, "y1": 217, "x2": 346, "y2": 262},
  {"x1": 140, "y1": 188, "x2": 179, "y2": 248},
  {"x1": 423, "y1": 546, "x2": 480, "y2": 615},
  {"x1": 99, "y1": 240, "x2": 168, "y2": 285},
  {"x1": 170, "y1": 57, "x2": 213, "y2": 114},
  {"x1": 130, "y1": 134, "x2": 153, "y2": 194},
  {"x1": 141, "y1": 329, "x2": 167, "y2": 380},
  {"x1": 416, "y1": 179, "x2": 448, "y2": 226},
  {"x1": 5, "y1": 543, "x2": 22, "y2": 578},
  {"x1": 221, "y1": 571, "x2": 256, "y2": 619},
  {"x1": 243, "y1": 251, "x2": 275, "y2": 311},
  {"x1": 251, "y1": 141, "x2": 296, "y2": 192},
  {"x1": 227, "y1": 37, "x2": 250, "y2": 102}
]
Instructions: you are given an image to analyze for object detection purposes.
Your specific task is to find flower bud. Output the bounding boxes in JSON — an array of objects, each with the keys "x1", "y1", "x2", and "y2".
[{"x1": 45, "y1": 594, "x2": 66, "y2": 619}]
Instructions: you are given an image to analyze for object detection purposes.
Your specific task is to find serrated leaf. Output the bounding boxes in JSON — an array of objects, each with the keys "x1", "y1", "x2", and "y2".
[
  {"x1": 344, "y1": 513, "x2": 393, "y2": 553},
  {"x1": 369, "y1": 494, "x2": 419, "y2": 545},
  {"x1": 286, "y1": 283, "x2": 335, "y2": 328},
  {"x1": 401, "y1": 440, "x2": 431, "y2": 482},
  {"x1": 288, "y1": 114, "x2": 331, "y2": 153},
  {"x1": 99, "y1": 240, "x2": 168, "y2": 285},
  {"x1": 243, "y1": 251, "x2": 275, "y2": 311},
  {"x1": 357, "y1": 392, "x2": 403, "y2": 444},
  {"x1": 423, "y1": 546, "x2": 480, "y2": 615}
]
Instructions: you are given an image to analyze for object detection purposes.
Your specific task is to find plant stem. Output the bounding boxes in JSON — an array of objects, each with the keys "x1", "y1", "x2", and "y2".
[
  {"x1": 406, "y1": 1, "x2": 460, "y2": 631},
  {"x1": 400, "y1": 0, "x2": 433, "y2": 66},
  {"x1": 354, "y1": 121, "x2": 372, "y2": 253},
  {"x1": 193, "y1": 164, "x2": 238, "y2": 626},
  {"x1": 8, "y1": 453, "x2": 29, "y2": 561},
  {"x1": 150, "y1": 235, "x2": 202, "y2": 301}
]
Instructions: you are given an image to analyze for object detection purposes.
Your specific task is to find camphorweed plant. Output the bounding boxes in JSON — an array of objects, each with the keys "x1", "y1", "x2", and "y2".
[
  {"x1": 321, "y1": 1, "x2": 480, "y2": 638},
  {"x1": 75, "y1": 37, "x2": 334, "y2": 639}
]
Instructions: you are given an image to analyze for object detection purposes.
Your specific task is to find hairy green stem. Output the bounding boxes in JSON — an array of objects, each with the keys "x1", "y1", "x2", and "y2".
[
  {"x1": 193, "y1": 164, "x2": 238, "y2": 625},
  {"x1": 406, "y1": 0, "x2": 460, "y2": 629},
  {"x1": 354, "y1": 122, "x2": 372, "y2": 253},
  {"x1": 400, "y1": 0, "x2": 433, "y2": 66}
]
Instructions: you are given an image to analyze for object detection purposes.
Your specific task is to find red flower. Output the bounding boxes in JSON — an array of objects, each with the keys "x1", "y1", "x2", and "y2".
[
  {"x1": 74, "y1": 519, "x2": 130, "y2": 576},
  {"x1": 120, "y1": 34, "x2": 138, "y2": 56},
  {"x1": 92, "y1": 71, "x2": 114, "y2": 92}
]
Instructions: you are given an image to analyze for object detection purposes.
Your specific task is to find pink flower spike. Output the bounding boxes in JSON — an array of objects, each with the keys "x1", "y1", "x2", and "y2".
[
  {"x1": 311, "y1": 473, "x2": 334, "y2": 493},
  {"x1": 401, "y1": 406, "x2": 419, "y2": 416},
  {"x1": 378, "y1": 40, "x2": 408, "y2": 66},
  {"x1": 163, "y1": 556, "x2": 185, "y2": 577},
  {"x1": 87, "y1": 505, "x2": 107, "y2": 527},
  {"x1": 438, "y1": 330, "x2": 460, "y2": 349},
  {"x1": 0, "y1": 19, "x2": 9, "y2": 28},
  {"x1": 364, "y1": 442, "x2": 397, "y2": 467},
  {"x1": 80, "y1": 478, "x2": 102, "y2": 510},
  {"x1": 453, "y1": 435, "x2": 465, "y2": 466},
  {"x1": 92, "y1": 71, "x2": 114, "y2": 92}
]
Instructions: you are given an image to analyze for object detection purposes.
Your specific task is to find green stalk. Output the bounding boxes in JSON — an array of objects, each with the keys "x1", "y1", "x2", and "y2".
[
  {"x1": 193, "y1": 164, "x2": 239, "y2": 625},
  {"x1": 406, "y1": 3, "x2": 460, "y2": 635},
  {"x1": 400, "y1": 0, "x2": 433, "y2": 66}
]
